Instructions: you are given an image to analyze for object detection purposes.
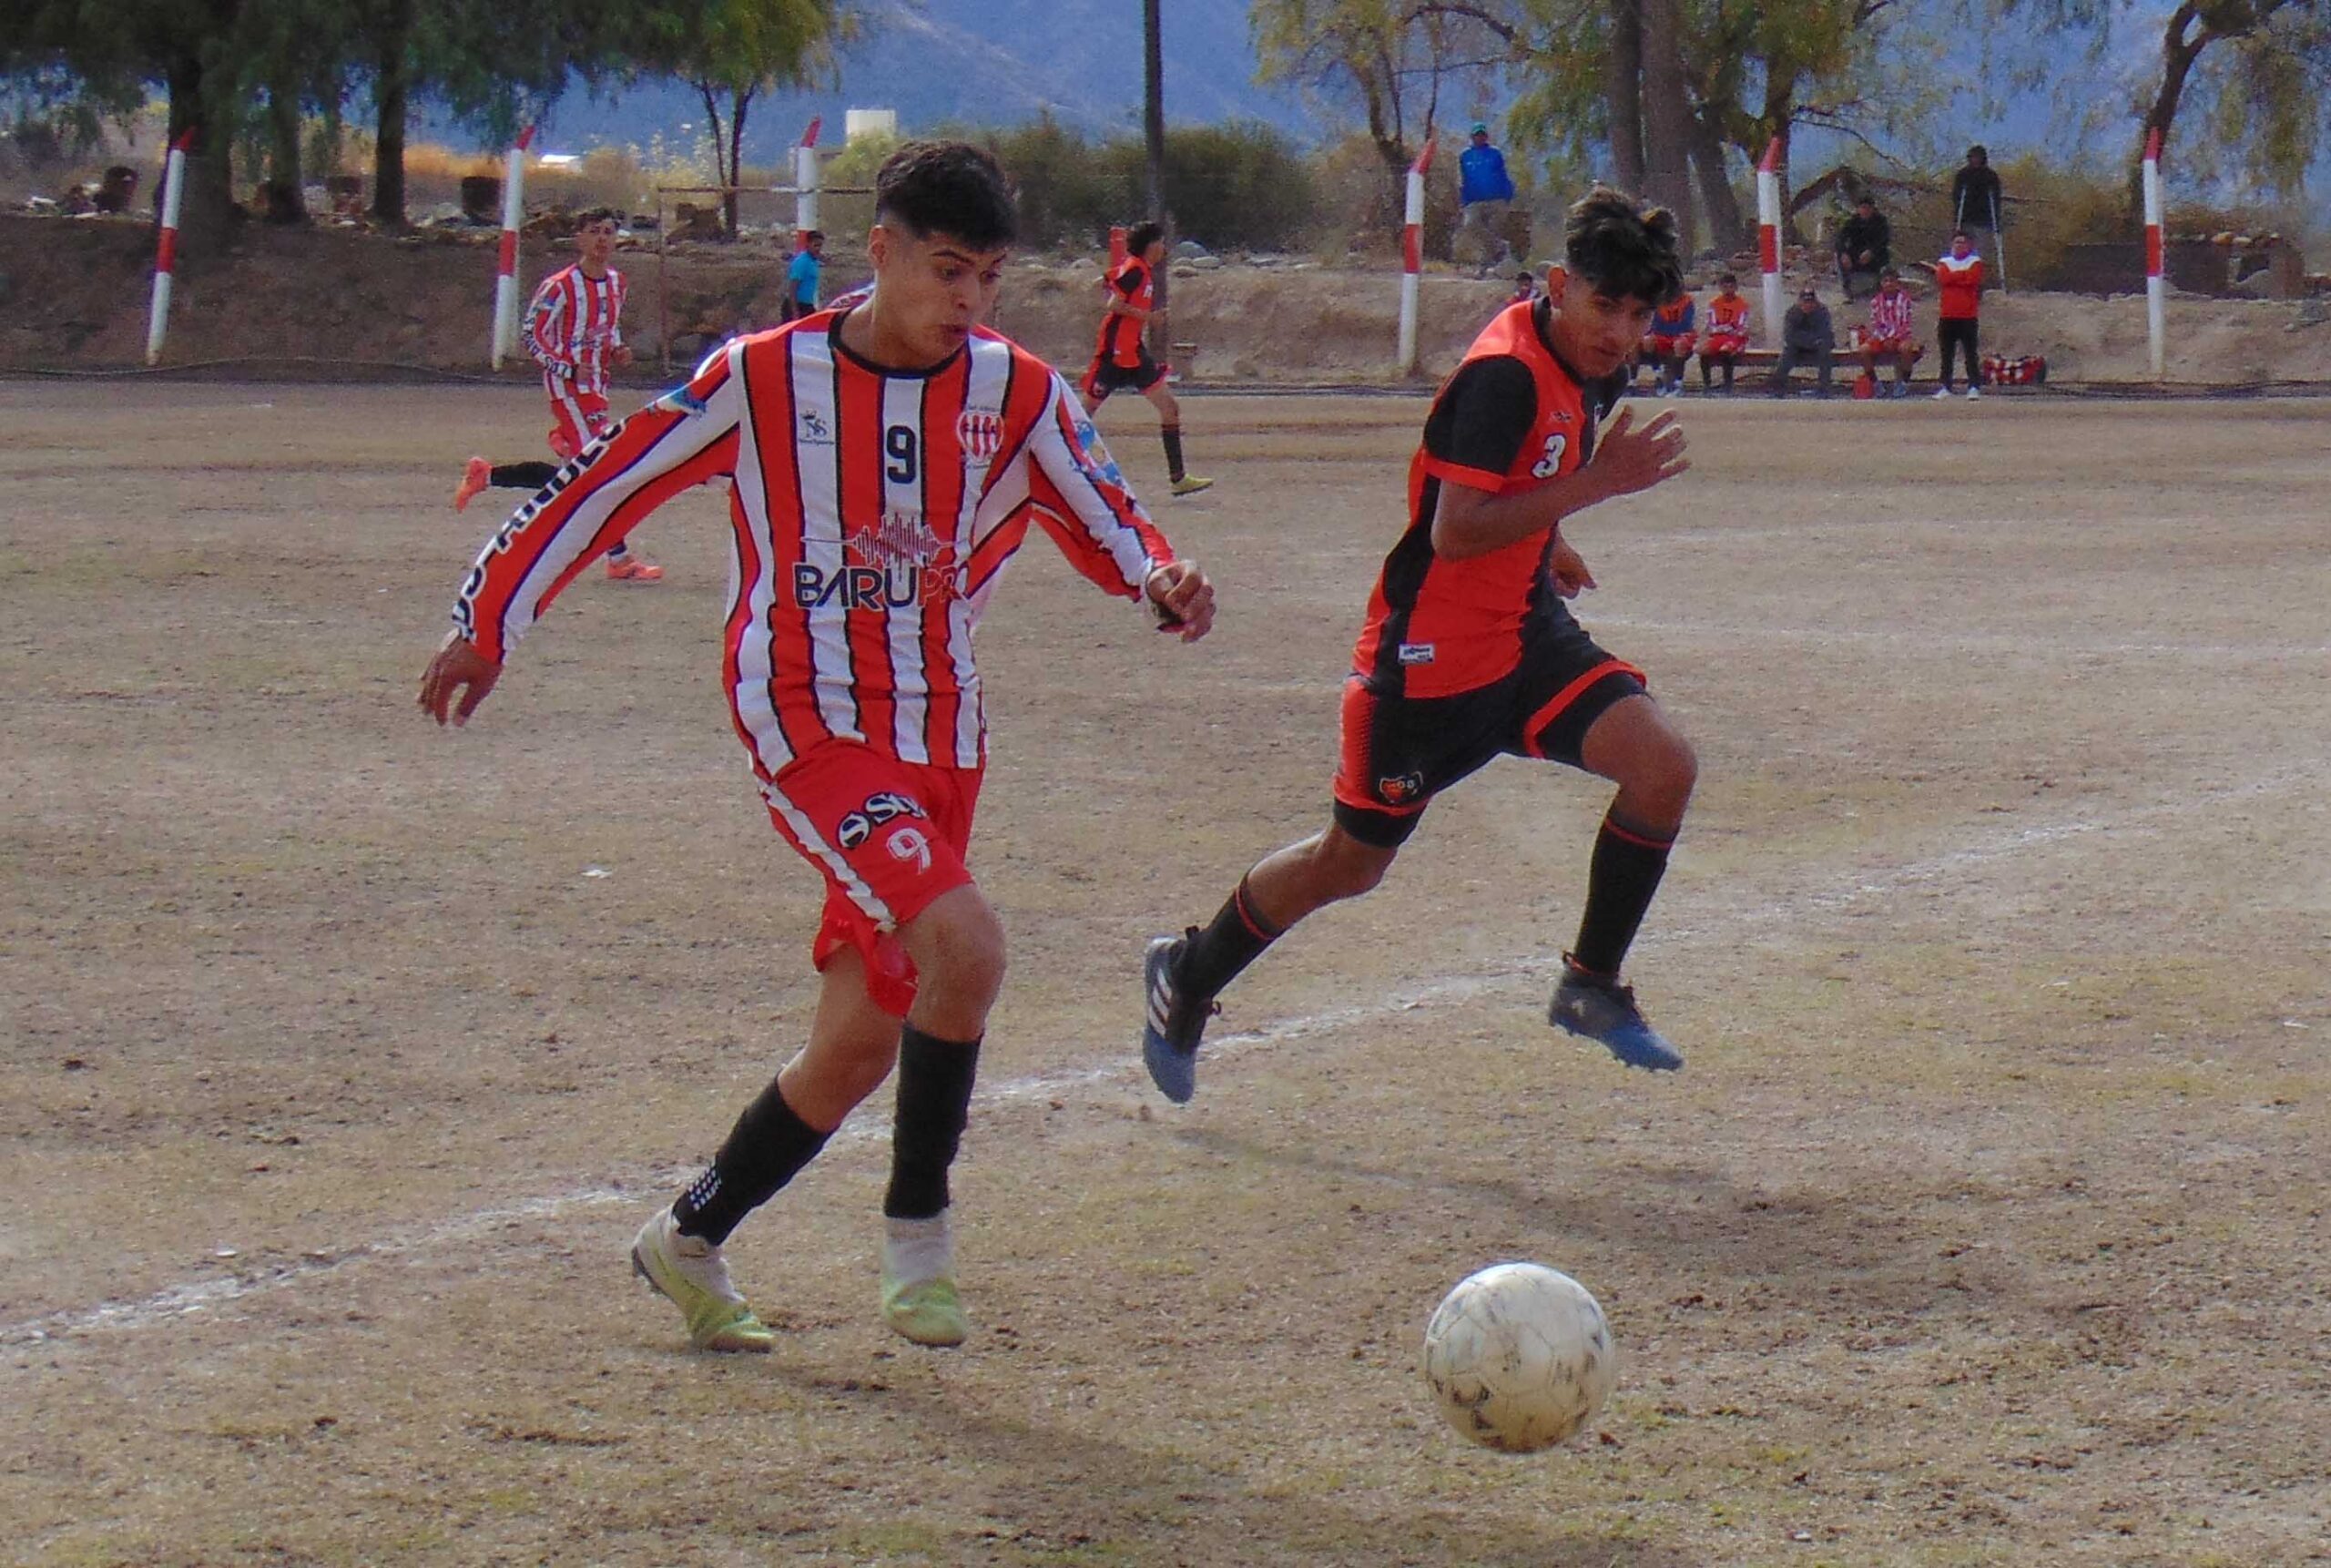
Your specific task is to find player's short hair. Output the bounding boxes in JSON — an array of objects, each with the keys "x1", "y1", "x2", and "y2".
[
  {"x1": 805, "y1": 229, "x2": 825, "y2": 246},
  {"x1": 1950, "y1": 228, "x2": 1971, "y2": 242},
  {"x1": 1562, "y1": 188, "x2": 1683, "y2": 307},
  {"x1": 1967, "y1": 144, "x2": 1988, "y2": 161},
  {"x1": 1881, "y1": 266, "x2": 1900, "y2": 280},
  {"x1": 875, "y1": 141, "x2": 1017, "y2": 250},
  {"x1": 1718, "y1": 271, "x2": 1737, "y2": 285},
  {"x1": 577, "y1": 207, "x2": 620, "y2": 229},
  {"x1": 1126, "y1": 220, "x2": 1165, "y2": 256}
]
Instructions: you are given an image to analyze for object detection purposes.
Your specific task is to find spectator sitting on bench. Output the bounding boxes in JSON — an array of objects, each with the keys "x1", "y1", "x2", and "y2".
[
  {"x1": 1700, "y1": 272, "x2": 1750, "y2": 393},
  {"x1": 1858, "y1": 268, "x2": 1920, "y2": 398},
  {"x1": 1772, "y1": 287, "x2": 1836, "y2": 398},
  {"x1": 1835, "y1": 194, "x2": 1891, "y2": 300},
  {"x1": 1642, "y1": 288, "x2": 1697, "y2": 396}
]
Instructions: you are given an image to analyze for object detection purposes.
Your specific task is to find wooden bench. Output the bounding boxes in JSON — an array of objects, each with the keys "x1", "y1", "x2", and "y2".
[{"x1": 1632, "y1": 341, "x2": 1923, "y2": 391}]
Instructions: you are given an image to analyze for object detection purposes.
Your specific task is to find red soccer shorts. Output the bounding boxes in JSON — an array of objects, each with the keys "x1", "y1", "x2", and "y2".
[
  {"x1": 546, "y1": 385, "x2": 612, "y2": 461},
  {"x1": 1705, "y1": 331, "x2": 1748, "y2": 357},
  {"x1": 1865, "y1": 336, "x2": 1919, "y2": 356},
  {"x1": 1645, "y1": 331, "x2": 1697, "y2": 357},
  {"x1": 757, "y1": 741, "x2": 982, "y2": 1017}
]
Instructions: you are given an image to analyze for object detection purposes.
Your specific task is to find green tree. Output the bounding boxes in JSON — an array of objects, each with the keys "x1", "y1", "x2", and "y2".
[{"x1": 623, "y1": 0, "x2": 848, "y2": 237}]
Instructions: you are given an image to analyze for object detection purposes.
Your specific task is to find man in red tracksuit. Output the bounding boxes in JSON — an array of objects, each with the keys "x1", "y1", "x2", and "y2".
[{"x1": 1931, "y1": 231, "x2": 1986, "y2": 400}]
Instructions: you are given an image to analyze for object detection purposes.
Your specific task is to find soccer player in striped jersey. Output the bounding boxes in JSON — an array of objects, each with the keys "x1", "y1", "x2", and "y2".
[
  {"x1": 1140, "y1": 189, "x2": 1696, "y2": 1104},
  {"x1": 419, "y1": 142, "x2": 1216, "y2": 1351},
  {"x1": 1079, "y1": 221, "x2": 1213, "y2": 497},
  {"x1": 452, "y1": 208, "x2": 662, "y2": 582}
]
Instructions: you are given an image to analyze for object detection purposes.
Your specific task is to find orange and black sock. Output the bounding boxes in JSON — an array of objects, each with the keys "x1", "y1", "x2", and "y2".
[
  {"x1": 1176, "y1": 874, "x2": 1284, "y2": 1000},
  {"x1": 1571, "y1": 811, "x2": 1675, "y2": 979}
]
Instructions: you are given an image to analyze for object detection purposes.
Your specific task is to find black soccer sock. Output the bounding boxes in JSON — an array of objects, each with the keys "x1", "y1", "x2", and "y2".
[
  {"x1": 1161, "y1": 424, "x2": 1186, "y2": 484},
  {"x1": 1175, "y1": 873, "x2": 1286, "y2": 1001},
  {"x1": 672, "y1": 1077, "x2": 831, "y2": 1246},
  {"x1": 488, "y1": 461, "x2": 559, "y2": 489},
  {"x1": 884, "y1": 1025, "x2": 982, "y2": 1220},
  {"x1": 1569, "y1": 810, "x2": 1676, "y2": 980}
]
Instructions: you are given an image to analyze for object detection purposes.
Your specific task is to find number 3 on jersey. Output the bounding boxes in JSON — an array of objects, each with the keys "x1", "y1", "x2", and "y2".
[{"x1": 1531, "y1": 433, "x2": 1569, "y2": 480}]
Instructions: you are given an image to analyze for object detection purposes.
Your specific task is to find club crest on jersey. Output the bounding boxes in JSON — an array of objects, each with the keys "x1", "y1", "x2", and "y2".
[
  {"x1": 1377, "y1": 772, "x2": 1425, "y2": 806},
  {"x1": 798, "y1": 408, "x2": 834, "y2": 445},
  {"x1": 956, "y1": 409, "x2": 1004, "y2": 462}
]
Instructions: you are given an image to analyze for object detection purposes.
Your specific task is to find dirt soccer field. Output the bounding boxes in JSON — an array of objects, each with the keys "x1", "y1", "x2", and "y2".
[{"x1": 3, "y1": 382, "x2": 2326, "y2": 1567}]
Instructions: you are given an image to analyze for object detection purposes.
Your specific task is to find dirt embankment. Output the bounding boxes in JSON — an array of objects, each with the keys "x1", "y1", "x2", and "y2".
[{"x1": 5, "y1": 212, "x2": 2329, "y2": 386}]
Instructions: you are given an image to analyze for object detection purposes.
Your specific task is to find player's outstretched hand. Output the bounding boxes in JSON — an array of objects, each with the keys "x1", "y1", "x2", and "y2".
[
  {"x1": 418, "y1": 635, "x2": 502, "y2": 728},
  {"x1": 1591, "y1": 406, "x2": 1690, "y2": 500},
  {"x1": 1145, "y1": 560, "x2": 1216, "y2": 643}
]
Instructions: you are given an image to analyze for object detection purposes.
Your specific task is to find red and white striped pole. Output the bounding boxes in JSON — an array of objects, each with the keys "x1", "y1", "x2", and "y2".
[
  {"x1": 1756, "y1": 137, "x2": 1784, "y2": 351},
  {"x1": 793, "y1": 117, "x2": 823, "y2": 250},
  {"x1": 490, "y1": 126, "x2": 535, "y2": 369},
  {"x1": 1398, "y1": 137, "x2": 1437, "y2": 376},
  {"x1": 2143, "y1": 127, "x2": 2165, "y2": 381},
  {"x1": 145, "y1": 129, "x2": 196, "y2": 366}
]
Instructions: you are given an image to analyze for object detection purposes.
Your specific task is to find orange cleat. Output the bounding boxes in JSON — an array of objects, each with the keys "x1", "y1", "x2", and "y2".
[
  {"x1": 606, "y1": 555, "x2": 665, "y2": 583},
  {"x1": 452, "y1": 456, "x2": 492, "y2": 512}
]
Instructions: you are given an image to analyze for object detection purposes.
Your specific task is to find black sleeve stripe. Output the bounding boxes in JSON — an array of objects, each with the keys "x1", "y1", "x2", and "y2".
[{"x1": 1422, "y1": 357, "x2": 1538, "y2": 482}]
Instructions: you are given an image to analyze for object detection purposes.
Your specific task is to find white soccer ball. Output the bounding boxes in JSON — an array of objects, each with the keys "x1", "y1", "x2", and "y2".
[{"x1": 1421, "y1": 1262, "x2": 1617, "y2": 1452}]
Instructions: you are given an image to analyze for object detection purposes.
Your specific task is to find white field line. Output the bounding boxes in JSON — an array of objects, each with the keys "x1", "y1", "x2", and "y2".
[
  {"x1": 1, "y1": 764, "x2": 2312, "y2": 1349},
  {"x1": 1583, "y1": 615, "x2": 2331, "y2": 662}
]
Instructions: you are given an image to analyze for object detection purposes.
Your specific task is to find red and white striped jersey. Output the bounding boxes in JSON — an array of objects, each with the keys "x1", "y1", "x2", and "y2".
[
  {"x1": 453, "y1": 315, "x2": 1176, "y2": 772},
  {"x1": 523, "y1": 263, "x2": 626, "y2": 397}
]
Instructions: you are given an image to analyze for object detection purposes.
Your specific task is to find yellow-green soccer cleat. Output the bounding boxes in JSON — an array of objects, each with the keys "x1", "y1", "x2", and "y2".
[
  {"x1": 1169, "y1": 473, "x2": 1216, "y2": 498},
  {"x1": 629, "y1": 1207, "x2": 776, "y2": 1353},
  {"x1": 880, "y1": 1211, "x2": 967, "y2": 1348}
]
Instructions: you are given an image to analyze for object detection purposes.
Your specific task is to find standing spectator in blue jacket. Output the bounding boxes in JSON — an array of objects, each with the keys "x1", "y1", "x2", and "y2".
[
  {"x1": 1457, "y1": 122, "x2": 1517, "y2": 276},
  {"x1": 779, "y1": 229, "x2": 825, "y2": 323}
]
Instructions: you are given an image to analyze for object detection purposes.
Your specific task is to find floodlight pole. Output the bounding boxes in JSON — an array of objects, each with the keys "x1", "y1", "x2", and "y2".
[
  {"x1": 1144, "y1": 0, "x2": 1168, "y2": 319},
  {"x1": 491, "y1": 126, "x2": 535, "y2": 369}
]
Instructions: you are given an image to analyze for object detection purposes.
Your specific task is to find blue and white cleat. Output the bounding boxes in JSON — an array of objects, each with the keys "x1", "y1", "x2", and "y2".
[
  {"x1": 1141, "y1": 932, "x2": 1218, "y2": 1104},
  {"x1": 1548, "y1": 961, "x2": 1685, "y2": 1072}
]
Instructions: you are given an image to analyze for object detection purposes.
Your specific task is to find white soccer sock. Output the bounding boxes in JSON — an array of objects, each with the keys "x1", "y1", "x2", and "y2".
[{"x1": 882, "y1": 1210, "x2": 954, "y2": 1287}]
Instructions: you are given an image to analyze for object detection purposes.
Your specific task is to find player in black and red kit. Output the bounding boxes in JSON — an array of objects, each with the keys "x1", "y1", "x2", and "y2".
[
  {"x1": 1139, "y1": 189, "x2": 1696, "y2": 1100},
  {"x1": 1080, "y1": 221, "x2": 1213, "y2": 497}
]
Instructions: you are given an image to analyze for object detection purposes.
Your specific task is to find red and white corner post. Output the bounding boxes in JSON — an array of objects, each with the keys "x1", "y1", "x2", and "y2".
[
  {"x1": 793, "y1": 117, "x2": 823, "y2": 249},
  {"x1": 2143, "y1": 127, "x2": 2165, "y2": 381},
  {"x1": 491, "y1": 127, "x2": 536, "y2": 369},
  {"x1": 1756, "y1": 138, "x2": 1784, "y2": 351},
  {"x1": 145, "y1": 129, "x2": 197, "y2": 366},
  {"x1": 1398, "y1": 138, "x2": 1436, "y2": 377}
]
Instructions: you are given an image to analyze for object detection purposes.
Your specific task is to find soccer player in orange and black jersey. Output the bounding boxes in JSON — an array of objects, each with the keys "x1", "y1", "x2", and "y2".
[
  {"x1": 1080, "y1": 221, "x2": 1213, "y2": 497},
  {"x1": 1141, "y1": 189, "x2": 1696, "y2": 1101},
  {"x1": 419, "y1": 143, "x2": 1217, "y2": 1353}
]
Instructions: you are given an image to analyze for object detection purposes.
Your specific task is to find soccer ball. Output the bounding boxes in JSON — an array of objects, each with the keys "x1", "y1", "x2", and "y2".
[{"x1": 1421, "y1": 1262, "x2": 1616, "y2": 1452}]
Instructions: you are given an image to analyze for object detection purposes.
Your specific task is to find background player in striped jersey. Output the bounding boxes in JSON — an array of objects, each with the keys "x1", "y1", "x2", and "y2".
[
  {"x1": 1140, "y1": 189, "x2": 1695, "y2": 1103},
  {"x1": 1079, "y1": 221, "x2": 1213, "y2": 498},
  {"x1": 419, "y1": 142, "x2": 1216, "y2": 1353},
  {"x1": 452, "y1": 208, "x2": 662, "y2": 582}
]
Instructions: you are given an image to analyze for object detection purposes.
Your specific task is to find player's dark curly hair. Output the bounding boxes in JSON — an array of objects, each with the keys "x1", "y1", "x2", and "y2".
[
  {"x1": 875, "y1": 141, "x2": 1018, "y2": 249},
  {"x1": 1126, "y1": 219, "x2": 1165, "y2": 255},
  {"x1": 1563, "y1": 188, "x2": 1683, "y2": 306}
]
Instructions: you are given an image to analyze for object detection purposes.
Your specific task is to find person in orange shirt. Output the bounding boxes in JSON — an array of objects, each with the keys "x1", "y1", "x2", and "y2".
[
  {"x1": 1931, "y1": 231, "x2": 1986, "y2": 399},
  {"x1": 1080, "y1": 221, "x2": 1213, "y2": 496},
  {"x1": 1139, "y1": 189, "x2": 1700, "y2": 1101},
  {"x1": 1699, "y1": 273, "x2": 1751, "y2": 393},
  {"x1": 1640, "y1": 290, "x2": 1696, "y2": 396}
]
